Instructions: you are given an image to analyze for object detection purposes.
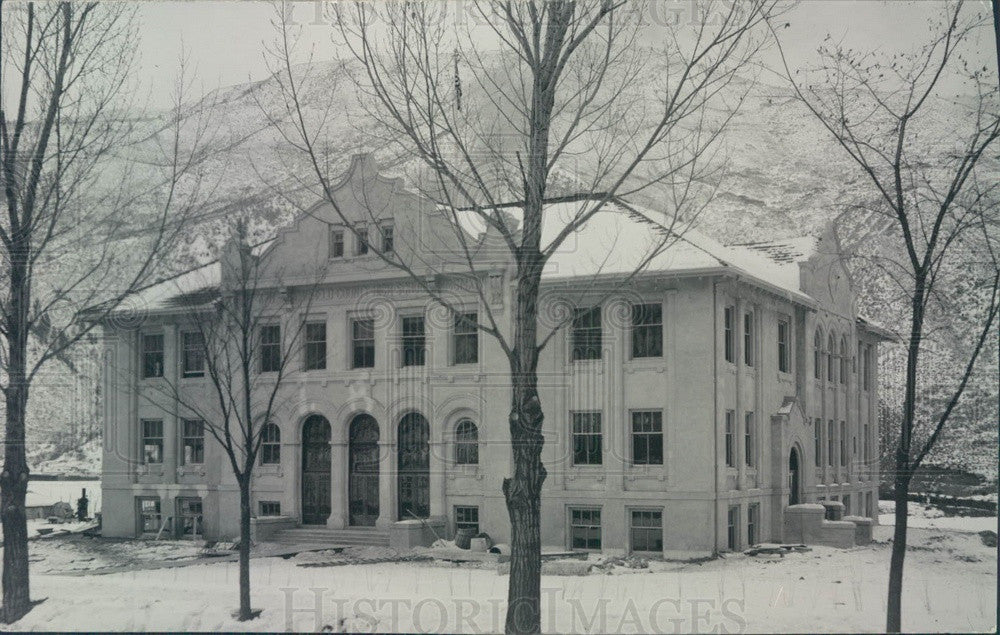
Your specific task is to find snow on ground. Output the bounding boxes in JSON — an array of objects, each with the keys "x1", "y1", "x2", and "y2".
[
  {"x1": 4, "y1": 524, "x2": 996, "y2": 633},
  {"x1": 878, "y1": 500, "x2": 998, "y2": 533}
]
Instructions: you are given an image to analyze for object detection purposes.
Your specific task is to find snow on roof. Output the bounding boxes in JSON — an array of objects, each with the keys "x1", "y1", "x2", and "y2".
[
  {"x1": 129, "y1": 261, "x2": 221, "y2": 315},
  {"x1": 727, "y1": 236, "x2": 820, "y2": 265}
]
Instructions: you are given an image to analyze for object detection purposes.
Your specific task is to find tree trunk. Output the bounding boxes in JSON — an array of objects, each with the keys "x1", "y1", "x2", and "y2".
[
  {"x1": 886, "y1": 471, "x2": 911, "y2": 632},
  {"x1": 237, "y1": 478, "x2": 252, "y2": 621}
]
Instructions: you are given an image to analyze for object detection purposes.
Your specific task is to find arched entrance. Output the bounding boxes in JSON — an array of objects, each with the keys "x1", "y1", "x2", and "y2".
[
  {"x1": 788, "y1": 447, "x2": 801, "y2": 506},
  {"x1": 301, "y1": 415, "x2": 331, "y2": 524},
  {"x1": 348, "y1": 414, "x2": 380, "y2": 527},
  {"x1": 397, "y1": 412, "x2": 430, "y2": 520}
]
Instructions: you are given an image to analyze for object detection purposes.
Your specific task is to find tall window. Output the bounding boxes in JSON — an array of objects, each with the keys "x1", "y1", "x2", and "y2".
[
  {"x1": 454, "y1": 506, "x2": 480, "y2": 534},
  {"x1": 381, "y1": 223, "x2": 394, "y2": 253},
  {"x1": 304, "y1": 322, "x2": 327, "y2": 371},
  {"x1": 828, "y1": 419, "x2": 835, "y2": 467},
  {"x1": 863, "y1": 345, "x2": 872, "y2": 390},
  {"x1": 355, "y1": 227, "x2": 369, "y2": 256},
  {"x1": 827, "y1": 333, "x2": 836, "y2": 380},
  {"x1": 571, "y1": 412, "x2": 602, "y2": 465},
  {"x1": 840, "y1": 337, "x2": 849, "y2": 384},
  {"x1": 352, "y1": 318, "x2": 375, "y2": 368},
  {"x1": 141, "y1": 419, "x2": 163, "y2": 464},
  {"x1": 181, "y1": 332, "x2": 205, "y2": 378},
  {"x1": 744, "y1": 412, "x2": 755, "y2": 467},
  {"x1": 453, "y1": 312, "x2": 478, "y2": 364},
  {"x1": 864, "y1": 423, "x2": 871, "y2": 463},
  {"x1": 727, "y1": 505, "x2": 739, "y2": 550},
  {"x1": 455, "y1": 419, "x2": 479, "y2": 465},
  {"x1": 401, "y1": 316, "x2": 426, "y2": 367},
  {"x1": 743, "y1": 311, "x2": 754, "y2": 367},
  {"x1": 329, "y1": 228, "x2": 345, "y2": 258},
  {"x1": 138, "y1": 498, "x2": 161, "y2": 534},
  {"x1": 260, "y1": 423, "x2": 281, "y2": 465},
  {"x1": 631, "y1": 303, "x2": 662, "y2": 358},
  {"x1": 724, "y1": 410, "x2": 735, "y2": 467},
  {"x1": 813, "y1": 329, "x2": 823, "y2": 380},
  {"x1": 181, "y1": 419, "x2": 204, "y2": 465},
  {"x1": 571, "y1": 307, "x2": 602, "y2": 361},
  {"x1": 177, "y1": 498, "x2": 203, "y2": 538},
  {"x1": 570, "y1": 508, "x2": 601, "y2": 550},
  {"x1": 747, "y1": 503, "x2": 760, "y2": 546},
  {"x1": 631, "y1": 410, "x2": 663, "y2": 466},
  {"x1": 723, "y1": 306, "x2": 735, "y2": 363},
  {"x1": 630, "y1": 510, "x2": 663, "y2": 552},
  {"x1": 840, "y1": 420, "x2": 847, "y2": 467},
  {"x1": 142, "y1": 334, "x2": 164, "y2": 378},
  {"x1": 259, "y1": 325, "x2": 281, "y2": 373},
  {"x1": 777, "y1": 319, "x2": 790, "y2": 373},
  {"x1": 814, "y1": 418, "x2": 823, "y2": 467}
]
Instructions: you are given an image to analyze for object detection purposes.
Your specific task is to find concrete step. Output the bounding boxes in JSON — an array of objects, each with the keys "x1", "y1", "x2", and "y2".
[{"x1": 271, "y1": 527, "x2": 390, "y2": 547}]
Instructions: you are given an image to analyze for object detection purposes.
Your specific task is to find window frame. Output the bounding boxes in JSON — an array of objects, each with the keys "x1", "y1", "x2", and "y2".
[
  {"x1": 828, "y1": 419, "x2": 835, "y2": 467},
  {"x1": 355, "y1": 226, "x2": 370, "y2": 256},
  {"x1": 141, "y1": 333, "x2": 164, "y2": 379},
  {"x1": 727, "y1": 505, "x2": 740, "y2": 551},
  {"x1": 743, "y1": 311, "x2": 754, "y2": 367},
  {"x1": 724, "y1": 410, "x2": 735, "y2": 468},
  {"x1": 840, "y1": 420, "x2": 848, "y2": 467},
  {"x1": 454, "y1": 419, "x2": 479, "y2": 466},
  {"x1": 259, "y1": 500, "x2": 281, "y2": 516},
  {"x1": 570, "y1": 306, "x2": 602, "y2": 361},
  {"x1": 400, "y1": 315, "x2": 426, "y2": 367},
  {"x1": 452, "y1": 312, "x2": 479, "y2": 365},
  {"x1": 814, "y1": 329, "x2": 823, "y2": 380},
  {"x1": 629, "y1": 508, "x2": 663, "y2": 553},
  {"x1": 569, "y1": 507, "x2": 602, "y2": 551},
  {"x1": 181, "y1": 418, "x2": 204, "y2": 465},
  {"x1": 630, "y1": 410, "x2": 663, "y2": 466},
  {"x1": 630, "y1": 302, "x2": 663, "y2": 359},
  {"x1": 827, "y1": 333, "x2": 836, "y2": 381},
  {"x1": 329, "y1": 227, "x2": 345, "y2": 259},
  {"x1": 137, "y1": 497, "x2": 161, "y2": 535},
  {"x1": 839, "y1": 337, "x2": 849, "y2": 384},
  {"x1": 176, "y1": 497, "x2": 203, "y2": 539},
  {"x1": 723, "y1": 306, "x2": 735, "y2": 363},
  {"x1": 141, "y1": 419, "x2": 163, "y2": 465},
  {"x1": 454, "y1": 505, "x2": 480, "y2": 534},
  {"x1": 814, "y1": 418, "x2": 823, "y2": 467},
  {"x1": 260, "y1": 422, "x2": 281, "y2": 465},
  {"x1": 259, "y1": 324, "x2": 282, "y2": 373},
  {"x1": 744, "y1": 411, "x2": 754, "y2": 467},
  {"x1": 571, "y1": 411, "x2": 603, "y2": 466},
  {"x1": 777, "y1": 319, "x2": 790, "y2": 373},
  {"x1": 747, "y1": 503, "x2": 760, "y2": 546},
  {"x1": 180, "y1": 331, "x2": 205, "y2": 378},
  {"x1": 303, "y1": 321, "x2": 327, "y2": 371},
  {"x1": 351, "y1": 318, "x2": 376, "y2": 369},
  {"x1": 380, "y1": 222, "x2": 394, "y2": 254}
]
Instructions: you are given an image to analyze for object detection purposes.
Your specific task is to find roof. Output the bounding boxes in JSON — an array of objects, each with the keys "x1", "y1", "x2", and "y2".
[
  {"x1": 127, "y1": 262, "x2": 221, "y2": 315},
  {"x1": 727, "y1": 236, "x2": 820, "y2": 265}
]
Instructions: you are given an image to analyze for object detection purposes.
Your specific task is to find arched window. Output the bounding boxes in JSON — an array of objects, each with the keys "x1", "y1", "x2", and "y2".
[
  {"x1": 827, "y1": 333, "x2": 836, "y2": 381},
  {"x1": 840, "y1": 337, "x2": 849, "y2": 384},
  {"x1": 260, "y1": 422, "x2": 281, "y2": 464},
  {"x1": 455, "y1": 419, "x2": 479, "y2": 465},
  {"x1": 813, "y1": 329, "x2": 823, "y2": 380}
]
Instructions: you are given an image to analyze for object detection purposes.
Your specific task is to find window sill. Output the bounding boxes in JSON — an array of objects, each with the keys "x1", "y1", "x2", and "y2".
[
  {"x1": 626, "y1": 464, "x2": 666, "y2": 481},
  {"x1": 447, "y1": 465, "x2": 482, "y2": 480},
  {"x1": 567, "y1": 468, "x2": 605, "y2": 481},
  {"x1": 177, "y1": 465, "x2": 206, "y2": 477},
  {"x1": 257, "y1": 464, "x2": 283, "y2": 477},
  {"x1": 136, "y1": 464, "x2": 164, "y2": 477}
]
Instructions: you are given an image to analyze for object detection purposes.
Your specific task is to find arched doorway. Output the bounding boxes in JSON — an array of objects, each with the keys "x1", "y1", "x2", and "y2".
[
  {"x1": 788, "y1": 447, "x2": 801, "y2": 506},
  {"x1": 301, "y1": 415, "x2": 331, "y2": 524},
  {"x1": 348, "y1": 414, "x2": 380, "y2": 527},
  {"x1": 397, "y1": 412, "x2": 430, "y2": 520}
]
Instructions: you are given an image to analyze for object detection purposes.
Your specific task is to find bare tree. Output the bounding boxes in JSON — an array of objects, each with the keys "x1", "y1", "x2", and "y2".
[
  {"x1": 141, "y1": 216, "x2": 325, "y2": 621},
  {"x1": 261, "y1": 1, "x2": 780, "y2": 632},
  {"x1": 771, "y1": 2, "x2": 1000, "y2": 631},
  {"x1": 0, "y1": 2, "x2": 217, "y2": 622}
]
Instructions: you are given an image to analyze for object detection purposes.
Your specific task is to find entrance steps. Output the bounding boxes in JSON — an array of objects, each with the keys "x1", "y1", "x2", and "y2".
[{"x1": 271, "y1": 526, "x2": 390, "y2": 548}]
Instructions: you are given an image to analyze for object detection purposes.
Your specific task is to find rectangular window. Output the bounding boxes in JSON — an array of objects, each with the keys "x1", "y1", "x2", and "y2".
[
  {"x1": 181, "y1": 419, "x2": 204, "y2": 465},
  {"x1": 744, "y1": 412, "x2": 754, "y2": 467},
  {"x1": 630, "y1": 510, "x2": 663, "y2": 552},
  {"x1": 351, "y1": 318, "x2": 375, "y2": 369},
  {"x1": 723, "y1": 306, "x2": 735, "y2": 363},
  {"x1": 304, "y1": 321, "x2": 327, "y2": 371},
  {"x1": 727, "y1": 505, "x2": 739, "y2": 551},
  {"x1": 840, "y1": 420, "x2": 847, "y2": 467},
  {"x1": 864, "y1": 423, "x2": 871, "y2": 463},
  {"x1": 744, "y1": 312, "x2": 754, "y2": 366},
  {"x1": 181, "y1": 332, "x2": 205, "y2": 378},
  {"x1": 631, "y1": 410, "x2": 663, "y2": 466},
  {"x1": 259, "y1": 501, "x2": 281, "y2": 517},
  {"x1": 571, "y1": 412, "x2": 602, "y2": 466},
  {"x1": 329, "y1": 228, "x2": 344, "y2": 258},
  {"x1": 828, "y1": 419, "x2": 835, "y2": 467},
  {"x1": 747, "y1": 503, "x2": 760, "y2": 546},
  {"x1": 631, "y1": 303, "x2": 662, "y2": 358},
  {"x1": 724, "y1": 410, "x2": 735, "y2": 468},
  {"x1": 356, "y1": 227, "x2": 369, "y2": 256},
  {"x1": 866, "y1": 492, "x2": 873, "y2": 518},
  {"x1": 454, "y1": 506, "x2": 480, "y2": 534},
  {"x1": 141, "y1": 419, "x2": 163, "y2": 464},
  {"x1": 570, "y1": 508, "x2": 601, "y2": 550},
  {"x1": 137, "y1": 497, "x2": 161, "y2": 534},
  {"x1": 777, "y1": 320, "x2": 790, "y2": 373},
  {"x1": 176, "y1": 497, "x2": 203, "y2": 539},
  {"x1": 571, "y1": 307, "x2": 602, "y2": 361},
  {"x1": 261, "y1": 423, "x2": 281, "y2": 465},
  {"x1": 142, "y1": 334, "x2": 164, "y2": 379},
  {"x1": 401, "y1": 316, "x2": 426, "y2": 367},
  {"x1": 814, "y1": 418, "x2": 823, "y2": 467},
  {"x1": 259, "y1": 325, "x2": 281, "y2": 373},
  {"x1": 863, "y1": 345, "x2": 872, "y2": 390},
  {"x1": 453, "y1": 312, "x2": 478, "y2": 364},
  {"x1": 381, "y1": 224, "x2": 394, "y2": 253},
  {"x1": 843, "y1": 494, "x2": 851, "y2": 515}
]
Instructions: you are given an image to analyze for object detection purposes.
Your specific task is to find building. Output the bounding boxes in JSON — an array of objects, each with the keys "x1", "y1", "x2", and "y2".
[{"x1": 98, "y1": 154, "x2": 887, "y2": 556}]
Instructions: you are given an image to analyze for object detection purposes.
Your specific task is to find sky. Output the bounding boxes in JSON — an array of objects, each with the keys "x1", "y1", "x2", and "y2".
[{"x1": 126, "y1": 0, "x2": 997, "y2": 110}]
